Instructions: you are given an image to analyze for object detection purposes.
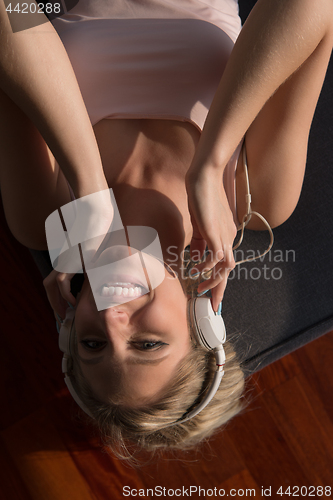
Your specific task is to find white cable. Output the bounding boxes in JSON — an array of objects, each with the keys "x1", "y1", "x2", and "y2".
[{"x1": 232, "y1": 141, "x2": 274, "y2": 265}]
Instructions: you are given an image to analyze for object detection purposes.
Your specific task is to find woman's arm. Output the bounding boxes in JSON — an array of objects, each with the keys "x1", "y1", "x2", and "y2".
[
  {"x1": 0, "y1": 3, "x2": 113, "y2": 316},
  {"x1": 186, "y1": 0, "x2": 333, "y2": 310},
  {"x1": 188, "y1": 0, "x2": 332, "y2": 176},
  {"x1": 0, "y1": 1, "x2": 108, "y2": 198}
]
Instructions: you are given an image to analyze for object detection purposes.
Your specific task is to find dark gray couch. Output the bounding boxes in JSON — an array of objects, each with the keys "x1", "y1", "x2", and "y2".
[{"x1": 31, "y1": 0, "x2": 333, "y2": 375}]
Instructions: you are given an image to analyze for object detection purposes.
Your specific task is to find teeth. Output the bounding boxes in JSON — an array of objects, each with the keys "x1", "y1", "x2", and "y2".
[{"x1": 100, "y1": 284, "x2": 145, "y2": 298}]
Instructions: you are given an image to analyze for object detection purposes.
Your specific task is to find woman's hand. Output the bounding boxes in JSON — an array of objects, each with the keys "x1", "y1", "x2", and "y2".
[
  {"x1": 185, "y1": 167, "x2": 237, "y2": 312},
  {"x1": 43, "y1": 269, "x2": 76, "y2": 325},
  {"x1": 44, "y1": 188, "x2": 115, "y2": 323}
]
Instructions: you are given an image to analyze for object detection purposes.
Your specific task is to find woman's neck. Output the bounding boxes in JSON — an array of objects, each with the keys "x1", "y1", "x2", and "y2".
[
  {"x1": 111, "y1": 179, "x2": 193, "y2": 270},
  {"x1": 93, "y1": 117, "x2": 201, "y2": 266}
]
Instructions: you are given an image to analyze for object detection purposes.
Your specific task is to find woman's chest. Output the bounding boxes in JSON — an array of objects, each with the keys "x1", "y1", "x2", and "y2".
[{"x1": 52, "y1": 13, "x2": 236, "y2": 131}]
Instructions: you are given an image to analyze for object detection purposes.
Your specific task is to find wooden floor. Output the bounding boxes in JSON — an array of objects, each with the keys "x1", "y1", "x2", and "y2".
[{"x1": 0, "y1": 204, "x2": 333, "y2": 500}]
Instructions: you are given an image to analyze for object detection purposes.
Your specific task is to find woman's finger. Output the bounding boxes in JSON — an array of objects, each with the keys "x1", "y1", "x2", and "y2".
[
  {"x1": 196, "y1": 247, "x2": 235, "y2": 294},
  {"x1": 56, "y1": 272, "x2": 76, "y2": 306},
  {"x1": 210, "y1": 280, "x2": 228, "y2": 313},
  {"x1": 54, "y1": 312, "x2": 63, "y2": 333},
  {"x1": 43, "y1": 270, "x2": 68, "y2": 319},
  {"x1": 190, "y1": 239, "x2": 224, "y2": 276},
  {"x1": 189, "y1": 235, "x2": 207, "y2": 263},
  {"x1": 197, "y1": 261, "x2": 234, "y2": 292},
  {"x1": 196, "y1": 262, "x2": 227, "y2": 292}
]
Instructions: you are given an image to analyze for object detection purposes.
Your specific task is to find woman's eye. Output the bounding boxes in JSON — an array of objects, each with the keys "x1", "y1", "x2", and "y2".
[
  {"x1": 80, "y1": 340, "x2": 107, "y2": 351},
  {"x1": 131, "y1": 340, "x2": 168, "y2": 351}
]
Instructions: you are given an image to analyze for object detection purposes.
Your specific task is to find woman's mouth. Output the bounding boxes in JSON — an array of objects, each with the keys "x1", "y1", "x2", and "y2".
[{"x1": 99, "y1": 282, "x2": 147, "y2": 298}]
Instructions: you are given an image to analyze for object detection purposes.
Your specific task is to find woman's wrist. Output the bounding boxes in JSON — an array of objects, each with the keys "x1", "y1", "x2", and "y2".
[
  {"x1": 186, "y1": 159, "x2": 223, "y2": 189},
  {"x1": 186, "y1": 141, "x2": 233, "y2": 185}
]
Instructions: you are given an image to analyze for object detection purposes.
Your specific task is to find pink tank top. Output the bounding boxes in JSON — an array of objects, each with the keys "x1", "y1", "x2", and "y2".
[{"x1": 52, "y1": 0, "x2": 242, "y2": 224}]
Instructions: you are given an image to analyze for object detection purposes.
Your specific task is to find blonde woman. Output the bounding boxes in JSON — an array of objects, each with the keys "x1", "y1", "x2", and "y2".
[{"x1": 1, "y1": 0, "x2": 332, "y2": 456}]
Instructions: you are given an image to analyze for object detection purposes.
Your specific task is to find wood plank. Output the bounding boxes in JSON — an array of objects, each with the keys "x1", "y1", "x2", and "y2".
[
  {"x1": 49, "y1": 395, "x2": 246, "y2": 496},
  {"x1": 136, "y1": 432, "x2": 245, "y2": 490},
  {"x1": 250, "y1": 352, "x2": 301, "y2": 393},
  {"x1": 294, "y1": 331, "x2": 333, "y2": 421},
  {"x1": 262, "y1": 376, "x2": 333, "y2": 486},
  {"x1": 0, "y1": 437, "x2": 33, "y2": 500},
  {"x1": 219, "y1": 469, "x2": 260, "y2": 497},
  {"x1": 225, "y1": 393, "x2": 313, "y2": 490},
  {"x1": 1, "y1": 408, "x2": 96, "y2": 500}
]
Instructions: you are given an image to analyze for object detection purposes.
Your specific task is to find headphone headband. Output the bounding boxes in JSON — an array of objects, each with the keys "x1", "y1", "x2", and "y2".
[
  {"x1": 58, "y1": 309, "x2": 94, "y2": 418},
  {"x1": 178, "y1": 297, "x2": 226, "y2": 422}
]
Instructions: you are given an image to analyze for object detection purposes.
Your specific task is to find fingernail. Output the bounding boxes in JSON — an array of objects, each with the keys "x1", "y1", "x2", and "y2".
[
  {"x1": 56, "y1": 321, "x2": 60, "y2": 334},
  {"x1": 217, "y1": 303, "x2": 222, "y2": 315},
  {"x1": 190, "y1": 270, "x2": 200, "y2": 277},
  {"x1": 197, "y1": 289, "x2": 209, "y2": 297},
  {"x1": 67, "y1": 302, "x2": 75, "y2": 309},
  {"x1": 55, "y1": 313, "x2": 63, "y2": 323}
]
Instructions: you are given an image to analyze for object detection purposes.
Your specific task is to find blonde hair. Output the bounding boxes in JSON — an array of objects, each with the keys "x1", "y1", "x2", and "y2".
[{"x1": 68, "y1": 251, "x2": 245, "y2": 459}]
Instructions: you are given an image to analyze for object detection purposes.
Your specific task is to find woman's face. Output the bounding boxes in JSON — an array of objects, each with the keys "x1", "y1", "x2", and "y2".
[{"x1": 74, "y1": 246, "x2": 191, "y2": 406}]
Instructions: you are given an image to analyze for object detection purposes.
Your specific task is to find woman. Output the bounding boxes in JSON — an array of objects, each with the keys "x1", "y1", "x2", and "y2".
[{"x1": 1, "y1": 0, "x2": 332, "y2": 457}]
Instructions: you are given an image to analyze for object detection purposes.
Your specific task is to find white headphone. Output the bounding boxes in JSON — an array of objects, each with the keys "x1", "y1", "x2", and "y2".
[
  {"x1": 58, "y1": 307, "x2": 94, "y2": 417},
  {"x1": 58, "y1": 297, "x2": 226, "y2": 422},
  {"x1": 178, "y1": 297, "x2": 226, "y2": 421}
]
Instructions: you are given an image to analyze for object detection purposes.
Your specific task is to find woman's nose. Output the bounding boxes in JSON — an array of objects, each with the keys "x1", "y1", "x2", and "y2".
[{"x1": 103, "y1": 307, "x2": 130, "y2": 325}]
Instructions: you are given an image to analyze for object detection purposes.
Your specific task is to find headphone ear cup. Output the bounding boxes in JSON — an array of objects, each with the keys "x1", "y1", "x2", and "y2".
[{"x1": 188, "y1": 297, "x2": 226, "y2": 350}]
